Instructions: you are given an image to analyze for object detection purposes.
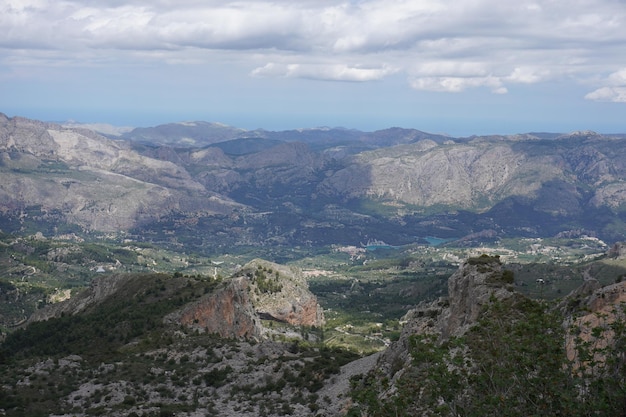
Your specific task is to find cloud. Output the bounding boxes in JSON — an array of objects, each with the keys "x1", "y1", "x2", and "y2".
[
  {"x1": 585, "y1": 68, "x2": 626, "y2": 103},
  {"x1": 1, "y1": 0, "x2": 626, "y2": 94},
  {"x1": 585, "y1": 87, "x2": 626, "y2": 103},
  {"x1": 407, "y1": 62, "x2": 551, "y2": 94},
  {"x1": 609, "y1": 69, "x2": 626, "y2": 85},
  {"x1": 409, "y1": 76, "x2": 506, "y2": 94},
  {"x1": 251, "y1": 62, "x2": 396, "y2": 82},
  {"x1": 506, "y1": 67, "x2": 551, "y2": 84}
]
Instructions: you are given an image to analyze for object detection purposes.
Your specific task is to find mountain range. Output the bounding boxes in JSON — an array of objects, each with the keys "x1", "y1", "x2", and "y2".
[
  {"x1": 2, "y1": 113, "x2": 626, "y2": 247},
  {"x1": 2, "y1": 112, "x2": 626, "y2": 416}
]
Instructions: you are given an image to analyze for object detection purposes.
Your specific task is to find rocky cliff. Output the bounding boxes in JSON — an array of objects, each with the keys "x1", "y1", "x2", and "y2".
[
  {"x1": 166, "y1": 259, "x2": 324, "y2": 339},
  {"x1": 242, "y1": 259, "x2": 325, "y2": 327},
  {"x1": 351, "y1": 256, "x2": 626, "y2": 416},
  {"x1": 166, "y1": 276, "x2": 262, "y2": 339},
  {"x1": 564, "y1": 279, "x2": 626, "y2": 369},
  {"x1": 355, "y1": 254, "x2": 626, "y2": 416},
  {"x1": 376, "y1": 254, "x2": 516, "y2": 378}
]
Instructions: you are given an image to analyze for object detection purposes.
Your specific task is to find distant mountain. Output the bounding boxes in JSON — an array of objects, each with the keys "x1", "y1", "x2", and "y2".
[
  {"x1": 0, "y1": 114, "x2": 240, "y2": 233},
  {"x1": 121, "y1": 121, "x2": 453, "y2": 154},
  {"x1": 2, "y1": 112, "x2": 626, "y2": 244},
  {"x1": 121, "y1": 121, "x2": 248, "y2": 146},
  {"x1": 61, "y1": 121, "x2": 133, "y2": 137}
]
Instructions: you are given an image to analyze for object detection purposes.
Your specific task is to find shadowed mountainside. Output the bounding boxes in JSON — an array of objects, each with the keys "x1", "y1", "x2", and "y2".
[{"x1": 2, "y1": 113, "x2": 626, "y2": 244}]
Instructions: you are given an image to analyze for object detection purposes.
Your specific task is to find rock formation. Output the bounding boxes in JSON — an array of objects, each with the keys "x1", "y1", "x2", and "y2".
[
  {"x1": 166, "y1": 276, "x2": 262, "y2": 339},
  {"x1": 28, "y1": 259, "x2": 324, "y2": 341},
  {"x1": 441, "y1": 255, "x2": 515, "y2": 337},
  {"x1": 166, "y1": 259, "x2": 324, "y2": 339},
  {"x1": 243, "y1": 259, "x2": 325, "y2": 327},
  {"x1": 377, "y1": 254, "x2": 516, "y2": 378},
  {"x1": 607, "y1": 241, "x2": 626, "y2": 259},
  {"x1": 365, "y1": 254, "x2": 626, "y2": 417},
  {"x1": 564, "y1": 280, "x2": 626, "y2": 369}
]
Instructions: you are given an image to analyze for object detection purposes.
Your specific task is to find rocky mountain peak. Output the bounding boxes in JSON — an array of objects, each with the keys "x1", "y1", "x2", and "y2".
[
  {"x1": 378, "y1": 254, "x2": 516, "y2": 377},
  {"x1": 442, "y1": 254, "x2": 516, "y2": 337},
  {"x1": 165, "y1": 276, "x2": 262, "y2": 339}
]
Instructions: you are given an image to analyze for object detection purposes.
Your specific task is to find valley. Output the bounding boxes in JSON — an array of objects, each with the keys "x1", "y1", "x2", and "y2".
[
  {"x1": 1, "y1": 231, "x2": 624, "y2": 416},
  {"x1": 1, "y1": 114, "x2": 626, "y2": 416}
]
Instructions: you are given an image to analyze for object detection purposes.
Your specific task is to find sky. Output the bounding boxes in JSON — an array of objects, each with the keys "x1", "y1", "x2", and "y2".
[{"x1": 1, "y1": 0, "x2": 626, "y2": 136}]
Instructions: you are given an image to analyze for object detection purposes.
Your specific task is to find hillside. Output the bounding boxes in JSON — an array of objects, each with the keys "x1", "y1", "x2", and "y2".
[
  {"x1": 0, "y1": 263, "x2": 346, "y2": 417},
  {"x1": 1, "y1": 254, "x2": 625, "y2": 416},
  {"x1": 2, "y1": 114, "x2": 626, "y2": 246},
  {"x1": 349, "y1": 255, "x2": 626, "y2": 416}
]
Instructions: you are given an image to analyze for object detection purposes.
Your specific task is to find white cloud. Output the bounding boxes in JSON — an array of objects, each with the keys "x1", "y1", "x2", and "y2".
[
  {"x1": 506, "y1": 67, "x2": 550, "y2": 84},
  {"x1": 1, "y1": 0, "x2": 626, "y2": 95},
  {"x1": 251, "y1": 62, "x2": 396, "y2": 82},
  {"x1": 409, "y1": 75, "x2": 505, "y2": 94},
  {"x1": 585, "y1": 68, "x2": 626, "y2": 103},
  {"x1": 585, "y1": 87, "x2": 626, "y2": 103},
  {"x1": 407, "y1": 63, "x2": 549, "y2": 94},
  {"x1": 608, "y1": 69, "x2": 626, "y2": 85},
  {"x1": 412, "y1": 61, "x2": 489, "y2": 78}
]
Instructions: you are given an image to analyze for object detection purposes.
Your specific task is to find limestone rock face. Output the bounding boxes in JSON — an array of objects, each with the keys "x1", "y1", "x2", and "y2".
[
  {"x1": 442, "y1": 258, "x2": 515, "y2": 337},
  {"x1": 166, "y1": 259, "x2": 324, "y2": 339},
  {"x1": 607, "y1": 241, "x2": 626, "y2": 259},
  {"x1": 319, "y1": 141, "x2": 553, "y2": 209},
  {"x1": 242, "y1": 259, "x2": 325, "y2": 327},
  {"x1": 585, "y1": 280, "x2": 626, "y2": 312},
  {"x1": 378, "y1": 255, "x2": 515, "y2": 377},
  {"x1": 565, "y1": 280, "x2": 626, "y2": 367},
  {"x1": 167, "y1": 277, "x2": 262, "y2": 339}
]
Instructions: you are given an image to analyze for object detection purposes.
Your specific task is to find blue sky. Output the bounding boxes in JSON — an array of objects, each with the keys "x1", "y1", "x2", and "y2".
[{"x1": 1, "y1": 0, "x2": 626, "y2": 136}]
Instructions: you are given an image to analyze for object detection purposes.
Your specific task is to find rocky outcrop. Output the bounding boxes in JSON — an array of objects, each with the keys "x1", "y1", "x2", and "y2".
[
  {"x1": 377, "y1": 254, "x2": 515, "y2": 378},
  {"x1": 607, "y1": 241, "x2": 626, "y2": 258},
  {"x1": 166, "y1": 277, "x2": 262, "y2": 339},
  {"x1": 243, "y1": 259, "x2": 325, "y2": 327},
  {"x1": 166, "y1": 260, "x2": 324, "y2": 340},
  {"x1": 441, "y1": 256, "x2": 516, "y2": 337},
  {"x1": 375, "y1": 254, "x2": 626, "y2": 407},
  {"x1": 564, "y1": 280, "x2": 626, "y2": 368}
]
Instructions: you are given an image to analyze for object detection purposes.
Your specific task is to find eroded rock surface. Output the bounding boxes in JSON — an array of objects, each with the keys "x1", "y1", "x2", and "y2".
[{"x1": 166, "y1": 259, "x2": 324, "y2": 339}]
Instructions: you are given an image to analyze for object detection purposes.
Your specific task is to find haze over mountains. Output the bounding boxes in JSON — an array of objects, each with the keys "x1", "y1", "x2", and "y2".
[{"x1": 2, "y1": 113, "x2": 626, "y2": 246}]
